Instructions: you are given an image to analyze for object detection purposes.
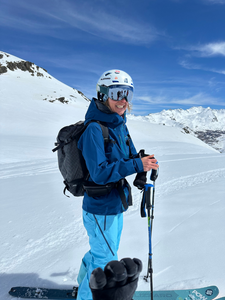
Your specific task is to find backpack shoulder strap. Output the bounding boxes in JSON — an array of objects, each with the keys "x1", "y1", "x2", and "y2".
[
  {"x1": 97, "y1": 122, "x2": 109, "y2": 143},
  {"x1": 126, "y1": 134, "x2": 133, "y2": 158},
  {"x1": 87, "y1": 120, "x2": 115, "y2": 144}
]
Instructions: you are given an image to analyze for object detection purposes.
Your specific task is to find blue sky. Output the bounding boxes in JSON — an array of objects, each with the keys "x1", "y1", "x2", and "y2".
[{"x1": 1, "y1": 0, "x2": 225, "y2": 115}]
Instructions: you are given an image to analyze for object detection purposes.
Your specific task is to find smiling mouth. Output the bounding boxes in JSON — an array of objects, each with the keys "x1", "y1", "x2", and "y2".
[{"x1": 116, "y1": 105, "x2": 125, "y2": 109}]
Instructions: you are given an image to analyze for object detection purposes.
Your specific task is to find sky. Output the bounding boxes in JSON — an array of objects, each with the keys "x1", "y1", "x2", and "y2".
[{"x1": 1, "y1": 0, "x2": 225, "y2": 115}]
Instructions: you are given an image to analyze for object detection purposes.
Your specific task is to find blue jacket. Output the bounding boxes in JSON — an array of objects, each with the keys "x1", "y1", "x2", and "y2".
[{"x1": 78, "y1": 98, "x2": 143, "y2": 215}]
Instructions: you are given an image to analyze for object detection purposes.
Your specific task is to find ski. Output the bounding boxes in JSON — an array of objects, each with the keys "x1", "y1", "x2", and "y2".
[
  {"x1": 9, "y1": 286, "x2": 78, "y2": 299},
  {"x1": 133, "y1": 285, "x2": 219, "y2": 300},
  {"x1": 9, "y1": 285, "x2": 219, "y2": 300}
]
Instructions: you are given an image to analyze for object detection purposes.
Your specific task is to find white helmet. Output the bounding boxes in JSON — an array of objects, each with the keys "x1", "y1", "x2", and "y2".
[{"x1": 96, "y1": 69, "x2": 134, "y2": 102}]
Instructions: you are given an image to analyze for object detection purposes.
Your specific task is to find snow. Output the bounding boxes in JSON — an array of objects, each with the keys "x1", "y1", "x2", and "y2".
[
  {"x1": 1, "y1": 51, "x2": 225, "y2": 298},
  {"x1": 128, "y1": 106, "x2": 225, "y2": 153},
  {"x1": 134, "y1": 106, "x2": 225, "y2": 131}
]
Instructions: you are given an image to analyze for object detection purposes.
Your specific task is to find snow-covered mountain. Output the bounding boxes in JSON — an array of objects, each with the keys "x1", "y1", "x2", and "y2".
[
  {"x1": 147, "y1": 106, "x2": 225, "y2": 131},
  {"x1": 0, "y1": 51, "x2": 90, "y2": 106},
  {"x1": 129, "y1": 107, "x2": 225, "y2": 153},
  {"x1": 0, "y1": 51, "x2": 91, "y2": 138},
  {"x1": 1, "y1": 51, "x2": 225, "y2": 298}
]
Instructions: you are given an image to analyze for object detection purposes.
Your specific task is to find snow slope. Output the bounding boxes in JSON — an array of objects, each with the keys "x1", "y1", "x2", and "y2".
[
  {"x1": 0, "y1": 52, "x2": 225, "y2": 298},
  {"x1": 0, "y1": 51, "x2": 90, "y2": 138}
]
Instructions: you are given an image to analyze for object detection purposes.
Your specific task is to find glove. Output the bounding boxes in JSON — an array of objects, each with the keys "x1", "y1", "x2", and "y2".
[
  {"x1": 133, "y1": 150, "x2": 148, "y2": 190},
  {"x1": 89, "y1": 258, "x2": 143, "y2": 300}
]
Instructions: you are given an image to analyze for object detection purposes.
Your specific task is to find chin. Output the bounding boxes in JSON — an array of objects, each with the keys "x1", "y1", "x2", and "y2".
[{"x1": 117, "y1": 110, "x2": 126, "y2": 116}]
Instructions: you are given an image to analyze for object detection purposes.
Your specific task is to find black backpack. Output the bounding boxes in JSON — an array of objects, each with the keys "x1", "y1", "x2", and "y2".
[{"x1": 52, "y1": 120, "x2": 109, "y2": 197}]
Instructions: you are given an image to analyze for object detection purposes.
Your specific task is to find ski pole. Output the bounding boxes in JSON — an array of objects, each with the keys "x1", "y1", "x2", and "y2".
[
  {"x1": 143, "y1": 183, "x2": 154, "y2": 300},
  {"x1": 140, "y1": 161, "x2": 158, "y2": 300}
]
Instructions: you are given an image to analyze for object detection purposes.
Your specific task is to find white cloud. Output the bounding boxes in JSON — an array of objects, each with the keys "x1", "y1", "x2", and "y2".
[
  {"x1": 196, "y1": 42, "x2": 225, "y2": 57},
  {"x1": 138, "y1": 95, "x2": 167, "y2": 104},
  {"x1": 135, "y1": 92, "x2": 224, "y2": 108},
  {"x1": 179, "y1": 58, "x2": 225, "y2": 75},
  {"x1": 177, "y1": 42, "x2": 225, "y2": 57},
  {"x1": 204, "y1": 0, "x2": 225, "y2": 4},
  {"x1": 179, "y1": 59, "x2": 202, "y2": 70},
  {"x1": 0, "y1": 0, "x2": 163, "y2": 45},
  {"x1": 171, "y1": 93, "x2": 223, "y2": 106}
]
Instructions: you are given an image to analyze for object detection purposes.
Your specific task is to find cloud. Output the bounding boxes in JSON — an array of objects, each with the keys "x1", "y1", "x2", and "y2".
[
  {"x1": 179, "y1": 59, "x2": 202, "y2": 70},
  {"x1": 203, "y1": 0, "x2": 225, "y2": 4},
  {"x1": 0, "y1": 0, "x2": 163, "y2": 45},
  {"x1": 193, "y1": 42, "x2": 225, "y2": 57},
  {"x1": 135, "y1": 92, "x2": 224, "y2": 108},
  {"x1": 171, "y1": 93, "x2": 224, "y2": 106},
  {"x1": 179, "y1": 59, "x2": 225, "y2": 75},
  {"x1": 176, "y1": 42, "x2": 225, "y2": 57}
]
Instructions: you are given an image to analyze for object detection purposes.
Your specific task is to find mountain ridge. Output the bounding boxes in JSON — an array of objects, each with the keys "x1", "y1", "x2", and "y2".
[
  {"x1": 129, "y1": 106, "x2": 225, "y2": 152},
  {"x1": 0, "y1": 51, "x2": 90, "y2": 104}
]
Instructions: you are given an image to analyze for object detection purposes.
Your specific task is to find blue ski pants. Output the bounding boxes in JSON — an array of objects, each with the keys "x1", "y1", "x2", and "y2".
[{"x1": 77, "y1": 210, "x2": 123, "y2": 300}]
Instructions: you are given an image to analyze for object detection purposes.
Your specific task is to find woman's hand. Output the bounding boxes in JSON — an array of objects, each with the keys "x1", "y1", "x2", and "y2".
[{"x1": 141, "y1": 154, "x2": 159, "y2": 172}]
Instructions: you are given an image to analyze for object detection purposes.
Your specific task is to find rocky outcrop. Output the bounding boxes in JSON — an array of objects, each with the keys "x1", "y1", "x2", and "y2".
[
  {"x1": 43, "y1": 97, "x2": 69, "y2": 104},
  {"x1": 7, "y1": 61, "x2": 35, "y2": 73},
  {"x1": 0, "y1": 54, "x2": 47, "y2": 77},
  {"x1": 195, "y1": 130, "x2": 225, "y2": 152},
  {"x1": 0, "y1": 65, "x2": 7, "y2": 74}
]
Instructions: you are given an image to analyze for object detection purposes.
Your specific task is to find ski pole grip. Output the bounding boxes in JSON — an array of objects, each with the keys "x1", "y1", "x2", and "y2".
[{"x1": 150, "y1": 158, "x2": 158, "y2": 182}]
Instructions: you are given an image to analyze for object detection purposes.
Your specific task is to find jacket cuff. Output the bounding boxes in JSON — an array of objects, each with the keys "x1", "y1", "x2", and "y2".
[{"x1": 133, "y1": 157, "x2": 144, "y2": 173}]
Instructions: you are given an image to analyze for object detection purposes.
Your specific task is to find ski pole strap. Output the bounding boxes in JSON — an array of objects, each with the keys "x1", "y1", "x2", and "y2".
[
  {"x1": 140, "y1": 184, "x2": 154, "y2": 218},
  {"x1": 116, "y1": 178, "x2": 132, "y2": 210}
]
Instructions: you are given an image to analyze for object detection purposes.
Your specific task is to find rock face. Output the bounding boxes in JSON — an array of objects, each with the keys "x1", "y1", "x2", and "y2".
[
  {"x1": 0, "y1": 65, "x2": 7, "y2": 74},
  {"x1": 195, "y1": 130, "x2": 225, "y2": 153},
  {"x1": 0, "y1": 51, "x2": 47, "y2": 77}
]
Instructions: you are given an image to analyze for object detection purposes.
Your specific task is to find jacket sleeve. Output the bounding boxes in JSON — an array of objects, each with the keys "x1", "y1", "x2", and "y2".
[{"x1": 78, "y1": 123, "x2": 143, "y2": 185}]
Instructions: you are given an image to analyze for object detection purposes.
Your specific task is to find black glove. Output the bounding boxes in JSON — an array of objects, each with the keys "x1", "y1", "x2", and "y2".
[
  {"x1": 133, "y1": 150, "x2": 148, "y2": 190},
  {"x1": 89, "y1": 258, "x2": 143, "y2": 300}
]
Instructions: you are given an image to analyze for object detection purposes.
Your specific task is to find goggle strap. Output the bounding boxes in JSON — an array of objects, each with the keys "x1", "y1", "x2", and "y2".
[{"x1": 99, "y1": 85, "x2": 109, "y2": 96}]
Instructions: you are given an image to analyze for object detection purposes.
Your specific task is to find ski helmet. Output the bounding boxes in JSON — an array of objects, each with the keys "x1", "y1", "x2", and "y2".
[{"x1": 96, "y1": 69, "x2": 134, "y2": 102}]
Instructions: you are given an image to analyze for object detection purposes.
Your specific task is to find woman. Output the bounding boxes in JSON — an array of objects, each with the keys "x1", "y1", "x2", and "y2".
[{"x1": 77, "y1": 70, "x2": 158, "y2": 300}]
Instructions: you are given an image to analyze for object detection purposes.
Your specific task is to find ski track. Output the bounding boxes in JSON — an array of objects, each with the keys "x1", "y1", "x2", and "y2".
[
  {"x1": 157, "y1": 168, "x2": 225, "y2": 198},
  {"x1": 1, "y1": 157, "x2": 225, "y2": 274},
  {"x1": 128, "y1": 167, "x2": 225, "y2": 214},
  {"x1": 159, "y1": 154, "x2": 222, "y2": 163},
  {"x1": 0, "y1": 160, "x2": 57, "y2": 179},
  {"x1": 168, "y1": 209, "x2": 201, "y2": 233},
  {"x1": 1, "y1": 217, "x2": 86, "y2": 273}
]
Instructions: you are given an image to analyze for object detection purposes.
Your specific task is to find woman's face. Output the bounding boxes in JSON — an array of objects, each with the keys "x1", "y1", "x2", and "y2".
[{"x1": 107, "y1": 98, "x2": 128, "y2": 116}]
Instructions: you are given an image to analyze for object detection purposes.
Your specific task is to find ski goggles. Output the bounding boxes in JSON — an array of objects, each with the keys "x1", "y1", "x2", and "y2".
[{"x1": 99, "y1": 85, "x2": 134, "y2": 102}]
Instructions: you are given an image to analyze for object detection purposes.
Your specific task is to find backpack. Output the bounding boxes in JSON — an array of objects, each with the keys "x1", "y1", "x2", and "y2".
[{"x1": 52, "y1": 120, "x2": 109, "y2": 197}]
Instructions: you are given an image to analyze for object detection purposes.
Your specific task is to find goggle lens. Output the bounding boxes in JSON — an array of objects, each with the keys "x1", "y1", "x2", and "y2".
[
  {"x1": 99, "y1": 85, "x2": 133, "y2": 102},
  {"x1": 108, "y1": 85, "x2": 133, "y2": 102}
]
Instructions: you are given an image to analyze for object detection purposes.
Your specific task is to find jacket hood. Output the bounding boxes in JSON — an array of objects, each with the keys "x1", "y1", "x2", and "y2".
[{"x1": 84, "y1": 98, "x2": 126, "y2": 128}]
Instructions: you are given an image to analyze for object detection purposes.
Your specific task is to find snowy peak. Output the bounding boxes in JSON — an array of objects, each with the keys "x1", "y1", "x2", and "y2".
[
  {"x1": 128, "y1": 106, "x2": 225, "y2": 152},
  {"x1": 0, "y1": 51, "x2": 90, "y2": 105},
  {"x1": 0, "y1": 51, "x2": 92, "y2": 137},
  {"x1": 142, "y1": 106, "x2": 225, "y2": 152},
  {"x1": 0, "y1": 51, "x2": 49, "y2": 78},
  {"x1": 147, "y1": 106, "x2": 225, "y2": 131}
]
